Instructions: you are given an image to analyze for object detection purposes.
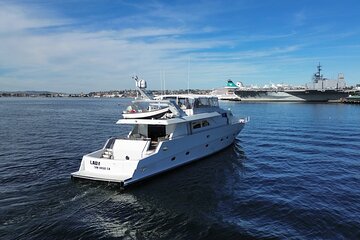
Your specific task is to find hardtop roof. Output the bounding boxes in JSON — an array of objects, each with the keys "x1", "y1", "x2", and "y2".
[{"x1": 155, "y1": 94, "x2": 218, "y2": 100}]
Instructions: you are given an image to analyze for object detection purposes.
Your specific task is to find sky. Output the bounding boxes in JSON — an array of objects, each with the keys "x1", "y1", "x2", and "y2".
[{"x1": 0, "y1": 0, "x2": 360, "y2": 92}]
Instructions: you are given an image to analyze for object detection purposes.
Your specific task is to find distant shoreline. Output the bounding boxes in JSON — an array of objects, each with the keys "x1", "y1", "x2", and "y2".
[{"x1": 0, "y1": 89, "x2": 211, "y2": 98}]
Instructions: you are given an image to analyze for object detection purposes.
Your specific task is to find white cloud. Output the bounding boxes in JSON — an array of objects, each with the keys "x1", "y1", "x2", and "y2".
[
  {"x1": 1, "y1": 1, "x2": 359, "y2": 92},
  {"x1": 0, "y1": 2, "x2": 243, "y2": 92},
  {"x1": 0, "y1": 2, "x2": 68, "y2": 33}
]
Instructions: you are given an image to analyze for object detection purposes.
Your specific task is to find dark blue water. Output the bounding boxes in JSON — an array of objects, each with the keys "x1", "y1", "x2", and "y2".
[{"x1": 1, "y1": 98, "x2": 360, "y2": 239}]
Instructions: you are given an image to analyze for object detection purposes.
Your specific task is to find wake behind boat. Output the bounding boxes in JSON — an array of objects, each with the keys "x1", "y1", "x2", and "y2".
[{"x1": 71, "y1": 78, "x2": 249, "y2": 188}]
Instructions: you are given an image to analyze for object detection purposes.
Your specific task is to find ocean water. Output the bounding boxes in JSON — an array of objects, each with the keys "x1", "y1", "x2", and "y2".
[{"x1": 1, "y1": 98, "x2": 360, "y2": 240}]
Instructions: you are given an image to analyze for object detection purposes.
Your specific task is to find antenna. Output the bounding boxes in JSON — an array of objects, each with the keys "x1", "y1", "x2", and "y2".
[
  {"x1": 132, "y1": 75, "x2": 139, "y2": 99},
  {"x1": 187, "y1": 56, "x2": 190, "y2": 94},
  {"x1": 160, "y1": 70, "x2": 163, "y2": 94},
  {"x1": 160, "y1": 70, "x2": 166, "y2": 95},
  {"x1": 163, "y1": 70, "x2": 166, "y2": 95}
]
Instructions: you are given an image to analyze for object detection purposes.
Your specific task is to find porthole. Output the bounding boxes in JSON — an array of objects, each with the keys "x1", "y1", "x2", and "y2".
[
  {"x1": 186, "y1": 151, "x2": 190, "y2": 155},
  {"x1": 125, "y1": 156, "x2": 130, "y2": 160},
  {"x1": 220, "y1": 138, "x2": 223, "y2": 142},
  {"x1": 171, "y1": 157, "x2": 176, "y2": 161},
  {"x1": 206, "y1": 135, "x2": 210, "y2": 138},
  {"x1": 205, "y1": 144, "x2": 209, "y2": 148}
]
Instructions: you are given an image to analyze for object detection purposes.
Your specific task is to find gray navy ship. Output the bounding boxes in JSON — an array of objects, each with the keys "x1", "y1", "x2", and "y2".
[{"x1": 233, "y1": 63, "x2": 349, "y2": 102}]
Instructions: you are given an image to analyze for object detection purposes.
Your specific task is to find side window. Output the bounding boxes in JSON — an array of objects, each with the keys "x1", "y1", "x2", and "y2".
[
  {"x1": 199, "y1": 98, "x2": 210, "y2": 107},
  {"x1": 194, "y1": 98, "x2": 211, "y2": 108},
  {"x1": 192, "y1": 121, "x2": 201, "y2": 129},
  {"x1": 202, "y1": 120, "x2": 209, "y2": 127},
  {"x1": 192, "y1": 120, "x2": 210, "y2": 130},
  {"x1": 210, "y1": 98, "x2": 219, "y2": 107}
]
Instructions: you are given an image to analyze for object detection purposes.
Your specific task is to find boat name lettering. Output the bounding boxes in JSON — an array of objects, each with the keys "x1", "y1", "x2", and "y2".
[
  {"x1": 94, "y1": 166, "x2": 111, "y2": 170},
  {"x1": 90, "y1": 160, "x2": 100, "y2": 166}
]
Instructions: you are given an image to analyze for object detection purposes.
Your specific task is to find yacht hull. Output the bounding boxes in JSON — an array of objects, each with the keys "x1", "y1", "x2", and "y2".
[
  {"x1": 71, "y1": 122, "x2": 244, "y2": 187},
  {"x1": 127, "y1": 122, "x2": 244, "y2": 186}
]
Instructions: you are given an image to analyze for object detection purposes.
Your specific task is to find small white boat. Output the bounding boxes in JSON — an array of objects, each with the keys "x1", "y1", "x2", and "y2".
[
  {"x1": 71, "y1": 79, "x2": 249, "y2": 188},
  {"x1": 122, "y1": 101, "x2": 170, "y2": 119}
]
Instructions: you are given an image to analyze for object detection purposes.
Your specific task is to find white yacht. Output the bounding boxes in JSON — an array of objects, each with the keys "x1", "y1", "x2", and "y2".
[{"x1": 71, "y1": 79, "x2": 249, "y2": 188}]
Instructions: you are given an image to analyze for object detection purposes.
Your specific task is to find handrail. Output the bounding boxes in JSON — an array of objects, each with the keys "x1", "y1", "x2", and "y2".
[{"x1": 103, "y1": 137, "x2": 116, "y2": 149}]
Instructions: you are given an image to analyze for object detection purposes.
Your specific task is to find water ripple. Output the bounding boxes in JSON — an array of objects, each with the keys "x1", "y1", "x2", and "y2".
[{"x1": 1, "y1": 99, "x2": 360, "y2": 239}]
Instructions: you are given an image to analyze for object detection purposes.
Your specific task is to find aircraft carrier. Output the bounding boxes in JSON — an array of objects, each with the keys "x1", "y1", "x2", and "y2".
[{"x1": 233, "y1": 63, "x2": 349, "y2": 102}]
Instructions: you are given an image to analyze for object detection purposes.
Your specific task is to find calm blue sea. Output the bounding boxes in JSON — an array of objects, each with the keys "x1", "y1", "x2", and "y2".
[{"x1": 1, "y1": 98, "x2": 360, "y2": 240}]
